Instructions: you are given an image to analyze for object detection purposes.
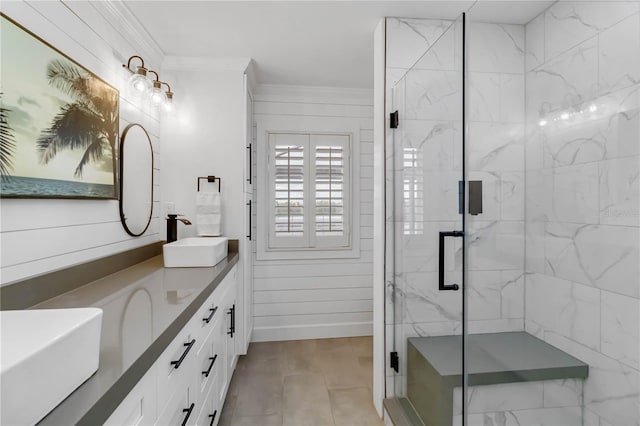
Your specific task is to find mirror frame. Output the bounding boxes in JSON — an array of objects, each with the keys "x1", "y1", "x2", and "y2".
[{"x1": 119, "y1": 123, "x2": 154, "y2": 237}]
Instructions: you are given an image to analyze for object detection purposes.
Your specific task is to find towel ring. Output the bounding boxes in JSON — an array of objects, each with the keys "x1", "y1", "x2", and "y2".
[{"x1": 197, "y1": 176, "x2": 221, "y2": 192}]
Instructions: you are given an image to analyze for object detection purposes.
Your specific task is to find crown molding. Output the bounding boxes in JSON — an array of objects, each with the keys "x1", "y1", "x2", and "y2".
[
  {"x1": 162, "y1": 56, "x2": 252, "y2": 73},
  {"x1": 254, "y1": 84, "x2": 374, "y2": 105},
  {"x1": 91, "y1": 0, "x2": 165, "y2": 66}
]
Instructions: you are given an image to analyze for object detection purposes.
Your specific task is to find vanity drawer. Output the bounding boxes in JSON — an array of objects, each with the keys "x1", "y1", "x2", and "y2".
[
  {"x1": 155, "y1": 382, "x2": 197, "y2": 426},
  {"x1": 195, "y1": 296, "x2": 220, "y2": 345},
  {"x1": 195, "y1": 382, "x2": 220, "y2": 426},
  {"x1": 195, "y1": 320, "x2": 221, "y2": 405},
  {"x1": 156, "y1": 327, "x2": 198, "y2": 409}
]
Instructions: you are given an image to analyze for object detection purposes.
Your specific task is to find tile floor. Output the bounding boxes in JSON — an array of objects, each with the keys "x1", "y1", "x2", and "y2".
[{"x1": 219, "y1": 336, "x2": 383, "y2": 426}]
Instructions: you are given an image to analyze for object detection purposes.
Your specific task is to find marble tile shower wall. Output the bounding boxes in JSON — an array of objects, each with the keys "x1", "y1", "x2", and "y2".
[
  {"x1": 465, "y1": 22, "x2": 526, "y2": 335},
  {"x1": 523, "y1": 3, "x2": 640, "y2": 425}
]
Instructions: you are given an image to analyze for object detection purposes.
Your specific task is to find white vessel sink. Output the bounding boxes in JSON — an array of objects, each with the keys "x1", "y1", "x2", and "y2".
[
  {"x1": 0, "y1": 308, "x2": 103, "y2": 426},
  {"x1": 163, "y1": 237, "x2": 228, "y2": 267}
]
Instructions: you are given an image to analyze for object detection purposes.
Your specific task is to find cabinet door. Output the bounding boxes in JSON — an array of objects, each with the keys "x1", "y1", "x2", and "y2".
[{"x1": 104, "y1": 365, "x2": 157, "y2": 426}]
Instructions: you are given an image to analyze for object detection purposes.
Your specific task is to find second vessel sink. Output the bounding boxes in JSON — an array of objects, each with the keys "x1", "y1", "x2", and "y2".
[
  {"x1": 163, "y1": 237, "x2": 229, "y2": 267},
  {"x1": 0, "y1": 307, "x2": 103, "y2": 426}
]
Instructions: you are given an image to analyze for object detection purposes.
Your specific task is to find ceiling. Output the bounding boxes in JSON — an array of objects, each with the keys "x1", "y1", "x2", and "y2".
[{"x1": 124, "y1": 1, "x2": 553, "y2": 89}]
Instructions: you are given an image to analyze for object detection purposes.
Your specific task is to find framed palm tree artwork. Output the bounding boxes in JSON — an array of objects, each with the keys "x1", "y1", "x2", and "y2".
[{"x1": 0, "y1": 13, "x2": 118, "y2": 199}]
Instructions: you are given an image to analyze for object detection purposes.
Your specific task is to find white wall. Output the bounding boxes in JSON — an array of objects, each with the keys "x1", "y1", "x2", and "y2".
[
  {"x1": 524, "y1": 3, "x2": 640, "y2": 425},
  {"x1": 160, "y1": 57, "x2": 252, "y2": 355},
  {"x1": 0, "y1": 1, "x2": 163, "y2": 285},
  {"x1": 251, "y1": 85, "x2": 374, "y2": 341}
]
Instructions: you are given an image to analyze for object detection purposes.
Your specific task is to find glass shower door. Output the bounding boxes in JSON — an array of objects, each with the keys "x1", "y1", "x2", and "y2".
[{"x1": 388, "y1": 13, "x2": 468, "y2": 425}]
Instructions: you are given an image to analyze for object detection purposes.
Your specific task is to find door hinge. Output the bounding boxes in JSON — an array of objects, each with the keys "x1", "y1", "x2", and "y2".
[
  {"x1": 390, "y1": 351, "x2": 399, "y2": 373},
  {"x1": 390, "y1": 110, "x2": 399, "y2": 129}
]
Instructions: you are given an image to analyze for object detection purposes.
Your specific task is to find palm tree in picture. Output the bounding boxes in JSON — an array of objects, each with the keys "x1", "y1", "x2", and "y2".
[
  {"x1": 0, "y1": 93, "x2": 17, "y2": 181},
  {"x1": 37, "y1": 59, "x2": 118, "y2": 178}
]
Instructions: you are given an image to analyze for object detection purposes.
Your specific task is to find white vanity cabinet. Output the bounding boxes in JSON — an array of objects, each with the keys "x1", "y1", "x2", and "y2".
[{"x1": 105, "y1": 265, "x2": 238, "y2": 426}]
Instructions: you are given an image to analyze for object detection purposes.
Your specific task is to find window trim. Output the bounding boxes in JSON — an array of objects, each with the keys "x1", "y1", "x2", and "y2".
[{"x1": 256, "y1": 116, "x2": 360, "y2": 261}]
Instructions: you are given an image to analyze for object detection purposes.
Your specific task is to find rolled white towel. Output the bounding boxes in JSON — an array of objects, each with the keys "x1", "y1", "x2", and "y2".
[
  {"x1": 196, "y1": 192, "x2": 221, "y2": 214},
  {"x1": 196, "y1": 213, "x2": 222, "y2": 236}
]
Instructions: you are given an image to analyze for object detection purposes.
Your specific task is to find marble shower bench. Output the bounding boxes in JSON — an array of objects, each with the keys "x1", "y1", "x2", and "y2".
[{"x1": 407, "y1": 332, "x2": 589, "y2": 426}]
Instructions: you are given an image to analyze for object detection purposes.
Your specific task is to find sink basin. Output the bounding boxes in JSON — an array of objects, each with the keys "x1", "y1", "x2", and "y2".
[
  {"x1": 163, "y1": 237, "x2": 229, "y2": 267},
  {"x1": 0, "y1": 308, "x2": 103, "y2": 425}
]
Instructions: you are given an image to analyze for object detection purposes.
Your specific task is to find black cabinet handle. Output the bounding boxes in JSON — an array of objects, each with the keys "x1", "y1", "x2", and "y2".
[
  {"x1": 181, "y1": 403, "x2": 195, "y2": 426},
  {"x1": 439, "y1": 231, "x2": 464, "y2": 291},
  {"x1": 247, "y1": 144, "x2": 252, "y2": 185},
  {"x1": 227, "y1": 305, "x2": 235, "y2": 338},
  {"x1": 202, "y1": 354, "x2": 218, "y2": 377},
  {"x1": 208, "y1": 410, "x2": 218, "y2": 426},
  {"x1": 171, "y1": 339, "x2": 196, "y2": 369},
  {"x1": 203, "y1": 306, "x2": 218, "y2": 324},
  {"x1": 247, "y1": 202, "x2": 252, "y2": 240}
]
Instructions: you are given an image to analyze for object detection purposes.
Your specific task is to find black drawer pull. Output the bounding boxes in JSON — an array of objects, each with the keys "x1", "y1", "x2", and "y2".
[
  {"x1": 202, "y1": 354, "x2": 218, "y2": 377},
  {"x1": 181, "y1": 402, "x2": 195, "y2": 426},
  {"x1": 227, "y1": 305, "x2": 235, "y2": 338},
  {"x1": 203, "y1": 306, "x2": 218, "y2": 323},
  {"x1": 171, "y1": 339, "x2": 196, "y2": 369},
  {"x1": 208, "y1": 410, "x2": 218, "y2": 426}
]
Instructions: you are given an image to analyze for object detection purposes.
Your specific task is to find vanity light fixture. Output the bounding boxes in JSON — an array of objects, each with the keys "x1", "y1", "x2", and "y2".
[
  {"x1": 161, "y1": 82, "x2": 174, "y2": 112},
  {"x1": 147, "y1": 70, "x2": 167, "y2": 106},
  {"x1": 123, "y1": 55, "x2": 151, "y2": 94},
  {"x1": 122, "y1": 55, "x2": 175, "y2": 111}
]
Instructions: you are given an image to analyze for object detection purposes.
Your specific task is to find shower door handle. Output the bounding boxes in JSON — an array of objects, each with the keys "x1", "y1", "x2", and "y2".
[{"x1": 439, "y1": 231, "x2": 463, "y2": 291}]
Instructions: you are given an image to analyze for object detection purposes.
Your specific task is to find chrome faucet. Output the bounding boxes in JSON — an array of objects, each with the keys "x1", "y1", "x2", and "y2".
[{"x1": 166, "y1": 214, "x2": 192, "y2": 243}]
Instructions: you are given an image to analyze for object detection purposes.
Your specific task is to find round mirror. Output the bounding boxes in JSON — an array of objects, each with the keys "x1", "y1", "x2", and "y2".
[{"x1": 119, "y1": 123, "x2": 154, "y2": 236}]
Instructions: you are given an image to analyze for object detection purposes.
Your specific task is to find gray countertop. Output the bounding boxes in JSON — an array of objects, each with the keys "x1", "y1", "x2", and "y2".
[{"x1": 33, "y1": 253, "x2": 238, "y2": 426}]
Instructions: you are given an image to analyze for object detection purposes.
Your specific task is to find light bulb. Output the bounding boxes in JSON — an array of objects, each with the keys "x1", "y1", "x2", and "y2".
[
  {"x1": 163, "y1": 92, "x2": 174, "y2": 112},
  {"x1": 128, "y1": 66, "x2": 151, "y2": 94},
  {"x1": 148, "y1": 81, "x2": 166, "y2": 106},
  {"x1": 538, "y1": 119, "x2": 548, "y2": 127}
]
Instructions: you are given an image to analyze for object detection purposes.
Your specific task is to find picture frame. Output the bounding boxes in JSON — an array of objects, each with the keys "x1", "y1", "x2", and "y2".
[{"x1": 0, "y1": 13, "x2": 119, "y2": 200}]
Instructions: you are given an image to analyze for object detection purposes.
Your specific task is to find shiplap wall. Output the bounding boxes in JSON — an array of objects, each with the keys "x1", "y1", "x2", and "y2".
[
  {"x1": 0, "y1": 1, "x2": 163, "y2": 285},
  {"x1": 251, "y1": 85, "x2": 374, "y2": 341}
]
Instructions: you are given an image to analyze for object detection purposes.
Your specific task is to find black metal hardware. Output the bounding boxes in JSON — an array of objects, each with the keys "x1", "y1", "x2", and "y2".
[
  {"x1": 208, "y1": 410, "x2": 218, "y2": 426},
  {"x1": 166, "y1": 214, "x2": 192, "y2": 243},
  {"x1": 439, "y1": 231, "x2": 463, "y2": 291},
  {"x1": 469, "y1": 180, "x2": 483, "y2": 215},
  {"x1": 197, "y1": 176, "x2": 221, "y2": 192},
  {"x1": 181, "y1": 403, "x2": 195, "y2": 426},
  {"x1": 458, "y1": 181, "x2": 464, "y2": 215},
  {"x1": 247, "y1": 201, "x2": 252, "y2": 240},
  {"x1": 247, "y1": 144, "x2": 252, "y2": 185},
  {"x1": 170, "y1": 339, "x2": 196, "y2": 369},
  {"x1": 202, "y1": 354, "x2": 218, "y2": 377},
  {"x1": 203, "y1": 306, "x2": 218, "y2": 324},
  {"x1": 390, "y1": 351, "x2": 399, "y2": 373},
  {"x1": 390, "y1": 110, "x2": 399, "y2": 129},
  {"x1": 227, "y1": 304, "x2": 235, "y2": 338}
]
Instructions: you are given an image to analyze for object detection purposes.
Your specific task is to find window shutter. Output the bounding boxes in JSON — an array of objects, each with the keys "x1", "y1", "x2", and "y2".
[
  {"x1": 314, "y1": 145, "x2": 344, "y2": 236},
  {"x1": 267, "y1": 132, "x2": 351, "y2": 251},
  {"x1": 274, "y1": 144, "x2": 305, "y2": 236},
  {"x1": 311, "y1": 134, "x2": 349, "y2": 248}
]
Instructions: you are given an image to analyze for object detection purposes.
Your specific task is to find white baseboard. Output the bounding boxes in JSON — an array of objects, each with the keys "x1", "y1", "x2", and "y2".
[{"x1": 251, "y1": 321, "x2": 372, "y2": 342}]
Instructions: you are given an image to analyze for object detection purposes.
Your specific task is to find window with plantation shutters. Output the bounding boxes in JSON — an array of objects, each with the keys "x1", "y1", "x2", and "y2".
[{"x1": 267, "y1": 132, "x2": 351, "y2": 250}]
